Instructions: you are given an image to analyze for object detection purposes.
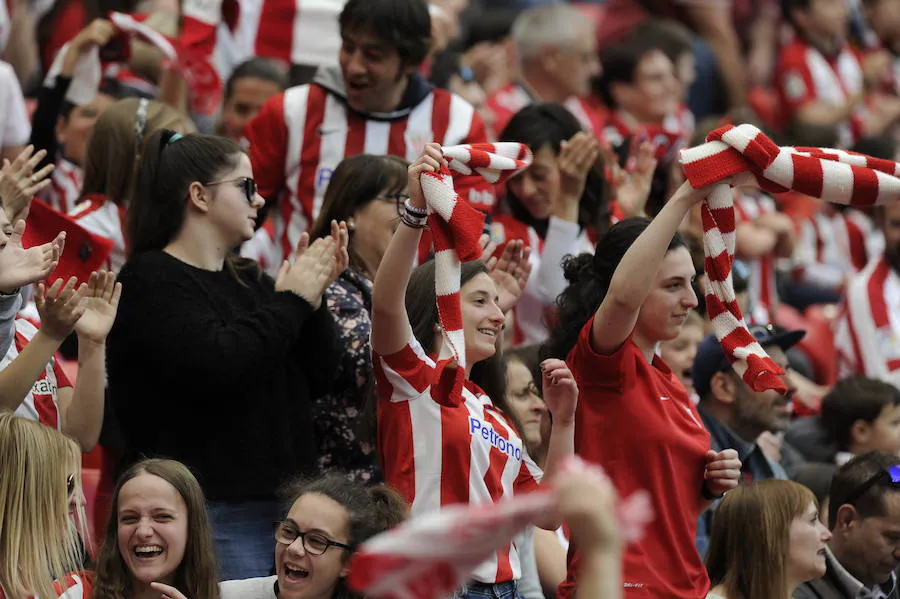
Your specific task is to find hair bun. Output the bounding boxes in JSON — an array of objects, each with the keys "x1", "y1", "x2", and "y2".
[{"x1": 561, "y1": 252, "x2": 597, "y2": 285}]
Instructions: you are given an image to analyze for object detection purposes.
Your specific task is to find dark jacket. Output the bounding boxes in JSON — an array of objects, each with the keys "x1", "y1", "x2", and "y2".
[{"x1": 794, "y1": 551, "x2": 899, "y2": 599}]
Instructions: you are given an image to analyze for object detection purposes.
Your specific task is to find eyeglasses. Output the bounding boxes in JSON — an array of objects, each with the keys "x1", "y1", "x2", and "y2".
[
  {"x1": 205, "y1": 177, "x2": 258, "y2": 204},
  {"x1": 67, "y1": 474, "x2": 76, "y2": 497},
  {"x1": 375, "y1": 193, "x2": 410, "y2": 216},
  {"x1": 274, "y1": 522, "x2": 350, "y2": 556},
  {"x1": 844, "y1": 465, "x2": 900, "y2": 506}
]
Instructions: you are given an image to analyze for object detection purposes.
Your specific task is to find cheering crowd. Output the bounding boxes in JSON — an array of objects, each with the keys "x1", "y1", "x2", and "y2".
[{"x1": 3, "y1": 0, "x2": 900, "y2": 598}]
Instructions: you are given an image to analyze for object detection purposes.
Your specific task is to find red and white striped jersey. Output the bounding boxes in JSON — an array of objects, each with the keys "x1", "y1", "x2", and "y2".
[
  {"x1": 3, "y1": 318, "x2": 72, "y2": 430},
  {"x1": 600, "y1": 108, "x2": 691, "y2": 164},
  {"x1": 835, "y1": 257, "x2": 900, "y2": 389},
  {"x1": 55, "y1": 571, "x2": 94, "y2": 599},
  {"x1": 734, "y1": 191, "x2": 780, "y2": 325},
  {"x1": 484, "y1": 81, "x2": 605, "y2": 138},
  {"x1": 213, "y1": 0, "x2": 346, "y2": 76},
  {"x1": 42, "y1": 158, "x2": 83, "y2": 216},
  {"x1": 246, "y1": 71, "x2": 490, "y2": 271},
  {"x1": 489, "y1": 214, "x2": 593, "y2": 347},
  {"x1": 794, "y1": 205, "x2": 875, "y2": 290},
  {"x1": 373, "y1": 333, "x2": 543, "y2": 584},
  {"x1": 69, "y1": 194, "x2": 126, "y2": 273},
  {"x1": 775, "y1": 37, "x2": 865, "y2": 147}
]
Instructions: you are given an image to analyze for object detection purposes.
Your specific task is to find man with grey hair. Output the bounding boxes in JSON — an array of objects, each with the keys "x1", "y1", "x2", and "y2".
[{"x1": 485, "y1": 3, "x2": 601, "y2": 135}]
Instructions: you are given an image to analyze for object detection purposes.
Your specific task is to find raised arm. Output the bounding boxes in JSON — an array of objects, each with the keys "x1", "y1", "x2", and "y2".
[
  {"x1": 59, "y1": 271, "x2": 121, "y2": 451},
  {"x1": 590, "y1": 181, "x2": 705, "y2": 354},
  {"x1": 0, "y1": 277, "x2": 85, "y2": 413},
  {"x1": 371, "y1": 144, "x2": 445, "y2": 356}
]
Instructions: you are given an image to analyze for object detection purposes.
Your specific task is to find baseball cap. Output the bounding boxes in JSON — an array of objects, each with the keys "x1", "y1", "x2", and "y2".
[{"x1": 692, "y1": 323, "x2": 806, "y2": 397}]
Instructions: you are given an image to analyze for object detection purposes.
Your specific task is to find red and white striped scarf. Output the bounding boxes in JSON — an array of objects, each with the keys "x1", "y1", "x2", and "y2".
[
  {"x1": 420, "y1": 143, "x2": 531, "y2": 404},
  {"x1": 681, "y1": 123, "x2": 900, "y2": 393}
]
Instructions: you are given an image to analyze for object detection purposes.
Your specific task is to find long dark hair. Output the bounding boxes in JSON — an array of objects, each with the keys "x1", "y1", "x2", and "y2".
[
  {"x1": 280, "y1": 474, "x2": 408, "y2": 599},
  {"x1": 542, "y1": 217, "x2": 687, "y2": 360},
  {"x1": 499, "y1": 103, "x2": 610, "y2": 238},
  {"x1": 310, "y1": 154, "x2": 409, "y2": 275},
  {"x1": 128, "y1": 130, "x2": 258, "y2": 281},
  {"x1": 93, "y1": 459, "x2": 219, "y2": 599},
  {"x1": 406, "y1": 260, "x2": 510, "y2": 410}
]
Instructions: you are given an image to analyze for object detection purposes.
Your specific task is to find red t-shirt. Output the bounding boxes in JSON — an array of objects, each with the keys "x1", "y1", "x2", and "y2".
[{"x1": 558, "y1": 317, "x2": 711, "y2": 599}]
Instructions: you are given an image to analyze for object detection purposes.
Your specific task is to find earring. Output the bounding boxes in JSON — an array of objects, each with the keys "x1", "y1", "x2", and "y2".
[{"x1": 347, "y1": 218, "x2": 356, "y2": 231}]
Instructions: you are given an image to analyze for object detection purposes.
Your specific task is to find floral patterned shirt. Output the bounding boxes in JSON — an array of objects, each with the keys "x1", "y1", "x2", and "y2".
[{"x1": 314, "y1": 268, "x2": 379, "y2": 482}]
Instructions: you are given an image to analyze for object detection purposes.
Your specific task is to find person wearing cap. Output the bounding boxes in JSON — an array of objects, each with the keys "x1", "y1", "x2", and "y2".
[
  {"x1": 794, "y1": 451, "x2": 900, "y2": 599},
  {"x1": 692, "y1": 323, "x2": 804, "y2": 556}
]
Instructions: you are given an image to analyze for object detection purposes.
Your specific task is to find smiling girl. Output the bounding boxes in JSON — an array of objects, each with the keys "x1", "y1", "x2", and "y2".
[{"x1": 370, "y1": 143, "x2": 578, "y2": 598}]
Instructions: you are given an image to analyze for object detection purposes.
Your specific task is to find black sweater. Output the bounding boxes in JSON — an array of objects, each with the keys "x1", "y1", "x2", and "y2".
[{"x1": 108, "y1": 251, "x2": 340, "y2": 501}]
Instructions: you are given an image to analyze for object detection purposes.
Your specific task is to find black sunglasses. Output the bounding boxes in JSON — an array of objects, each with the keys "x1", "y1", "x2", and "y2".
[
  {"x1": 844, "y1": 465, "x2": 900, "y2": 506},
  {"x1": 205, "y1": 177, "x2": 258, "y2": 204},
  {"x1": 67, "y1": 473, "x2": 76, "y2": 497}
]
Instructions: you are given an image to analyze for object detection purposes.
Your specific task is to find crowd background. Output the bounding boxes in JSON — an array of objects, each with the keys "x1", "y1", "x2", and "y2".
[{"x1": 3, "y1": 0, "x2": 900, "y2": 598}]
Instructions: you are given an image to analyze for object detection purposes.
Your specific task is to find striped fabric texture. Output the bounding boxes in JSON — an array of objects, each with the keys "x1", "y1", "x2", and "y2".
[
  {"x1": 420, "y1": 143, "x2": 531, "y2": 405},
  {"x1": 680, "y1": 123, "x2": 900, "y2": 393}
]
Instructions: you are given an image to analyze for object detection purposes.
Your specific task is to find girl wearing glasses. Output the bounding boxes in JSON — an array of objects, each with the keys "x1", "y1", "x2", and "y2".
[
  {"x1": 107, "y1": 130, "x2": 349, "y2": 580},
  {"x1": 0, "y1": 412, "x2": 87, "y2": 599},
  {"x1": 370, "y1": 144, "x2": 578, "y2": 599},
  {"x1": 53, "y1": 458, "x2": 219, "y2": 599},
  {"x1": 220, "y1": 473, "x2": 406, "y2": 599},
  {"x1": 305, "y1": 154, "x2": 410, "y2": 482}
]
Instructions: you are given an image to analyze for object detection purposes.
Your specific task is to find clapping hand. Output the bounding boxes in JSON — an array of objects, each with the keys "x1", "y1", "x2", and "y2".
[
  {"x1": 34, "y1": 277, "x2": 88, "y2": 342},
  {"x1": 557, "y1": 132, "x2": 600, "y2": 221},
  {"x1": 0, "y1": 146, "x2": 55, "y2": 223},
  {"x1": 479, "y1": 235, "x2": 532, "y2": 313},
  {"x1": 275, "y1": 220, "x2": 349, "y2": 309},
  {"x1": 0, "y1": 221, "x2": 65, "y2": 293},
  {"x1": 73, "y1": 271, "x2": 122, "y2": 345}
]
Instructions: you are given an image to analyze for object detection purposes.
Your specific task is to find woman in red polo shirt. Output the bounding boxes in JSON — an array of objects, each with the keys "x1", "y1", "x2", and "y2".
[{"x1": 544, "y1": 180, "x2": 742, "y2": 599}]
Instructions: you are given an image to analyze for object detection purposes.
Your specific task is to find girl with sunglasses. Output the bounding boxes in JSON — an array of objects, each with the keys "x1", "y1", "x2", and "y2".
[
  {"x1": 107, "y1": 130, "x2": 349, "y2": 580},
  {"x1": 0, "y1": 412, "x2": 87, "y2": 599},
  {"x1": 220, "y1": 473, "x2": 407, "y2": 599}
]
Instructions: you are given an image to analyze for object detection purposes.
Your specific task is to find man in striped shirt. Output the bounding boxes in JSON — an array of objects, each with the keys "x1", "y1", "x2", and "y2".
[
  {"x1": 835, "y1": 201, "x2": 900, "y2": 389},
  {"x1": 245, "y1": 0, "x2": 490, "y2": 273}
]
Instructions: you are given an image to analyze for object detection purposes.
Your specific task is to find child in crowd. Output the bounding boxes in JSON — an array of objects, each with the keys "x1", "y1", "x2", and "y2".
[{"x1": 820, "y1": 376, "x2": 900, "y2": 465}]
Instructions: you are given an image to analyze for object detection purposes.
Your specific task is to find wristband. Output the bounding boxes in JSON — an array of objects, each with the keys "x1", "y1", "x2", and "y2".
[
  {"x1": 401, "y1": 212, "x2": 427, "y2": 229},
  {"x1": 702, "y1": 481, "x2": 725, "y2": 501},
  {"x1": 403, "y1": 199, "x2": 427, "y2": 218}
]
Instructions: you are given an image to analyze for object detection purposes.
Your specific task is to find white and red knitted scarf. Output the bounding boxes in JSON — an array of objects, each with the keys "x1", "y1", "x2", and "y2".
[
  {"x1": 680, "y1": 123, "x2": 900, "y2": 393},
  {"x1": 419, "y1": 143, "x2": 531, "y2": 404}
]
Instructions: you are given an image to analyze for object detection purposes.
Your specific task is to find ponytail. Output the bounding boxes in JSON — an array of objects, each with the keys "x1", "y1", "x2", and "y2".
[{"x1": 128, "y1": 130, "x2": 242, "y2": 258}]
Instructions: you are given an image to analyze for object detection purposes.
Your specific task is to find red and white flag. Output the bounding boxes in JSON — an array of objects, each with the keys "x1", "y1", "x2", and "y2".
[{"x1": 347, "y1": 457, "x2": 653, "y2": 599}]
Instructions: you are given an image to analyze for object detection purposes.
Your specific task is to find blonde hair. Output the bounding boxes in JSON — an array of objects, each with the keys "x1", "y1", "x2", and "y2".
[
  {"x1": 706, "y1": 480, "x2": 816, "y2": 599},
  {"x1": 0, "y1": 412, "x2": 84, "y2": 599},
  {"x1": 82, "y1": 98, "x2": 195, "y2": 206}
]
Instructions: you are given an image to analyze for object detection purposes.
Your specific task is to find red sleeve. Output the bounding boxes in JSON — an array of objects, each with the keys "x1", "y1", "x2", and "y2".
[
  {"x1": 567, "y1": 316, "x2": 636, "y2": 393},
  {"x1": 776, "y1": 43, "x2": 818, "y2": 119},
  {"x1": 372, "y1": 338, "x2": 435, "y2": 403},
  {"x1": 246, "y1": 92, "x2": 289, "y2": 202},
  {"x1": 52, "y1": 357, "x2": 72, "y2": 389}
]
